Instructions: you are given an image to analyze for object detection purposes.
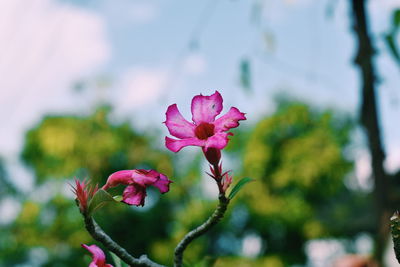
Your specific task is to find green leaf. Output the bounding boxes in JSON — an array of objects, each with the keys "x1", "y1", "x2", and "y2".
[
  {"x1": 110, "y1": 252, "x2": 122, "y2": 267},
  {"x1": 87, "y1": 189, "x2": 116, "y2": 215},
  {"x1": 393, "y1": 9, "x2": 400, "y2": 27},
  {"x1": 228, "y1": 177, "x2": 254, "y2": 200},
  {"x1": 109, "y1": 251, "x2": 130, "y2": 267},
  {"x1": 385, "y1": 9, "x2": 400, "y2": 70},
  {"x1": 113, "y1": 195, "x2": 123, "y2": 202},
  {"x1": 384, "y1": 33, "x2": 400, "y2": 67}
]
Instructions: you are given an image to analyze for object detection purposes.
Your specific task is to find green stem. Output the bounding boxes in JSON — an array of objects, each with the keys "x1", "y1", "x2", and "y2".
[
  {"x1": 84, "y1": 216, "x2": 165, "y2": 267},
  {"x1": 173, "y1": 194, "x2": 230, "y2": 267}
]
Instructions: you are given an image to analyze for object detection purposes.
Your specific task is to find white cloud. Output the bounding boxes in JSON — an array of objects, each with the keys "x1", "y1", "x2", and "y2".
[
  {"x1": 183, "y1": 53, "x2": 207, "y2": 75},
  {"x1": 129, "y1": 2, "x2": 159, "y2": 24},
  {"x1": 100, "y1": 0, "x2": 160, "y2": 24},
  {"x1": 256, "y1": 0, "x2": 314, "y2": 24},
  {"x1": 0, "y1": 0, "x2": 110, "y2": 155},
  {"x1": 115, "y1": 67, "x2": 168, "y2": 111}
]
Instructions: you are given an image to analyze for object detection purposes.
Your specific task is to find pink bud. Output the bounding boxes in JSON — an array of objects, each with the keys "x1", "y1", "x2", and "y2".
[{"x1": 202, "y1": 147, "x2": 221, "y2": 166}]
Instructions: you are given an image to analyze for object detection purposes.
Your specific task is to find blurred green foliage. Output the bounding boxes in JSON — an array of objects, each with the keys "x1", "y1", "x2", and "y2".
[
  {"x1": 233, "y1": 100, "x2": 353, "y2": 264},
  {"x1": 0, "y1": 158, "x2": 16, "y2": 196},
  {"x1": 1, "y1": 107, "x2": 175, "y2": 266},
  {"x1": 221, "y1": 99, "x2": 371, "y2": 266},
  {"x1": 22, "y1": 106, "x2": 172, "y2": 184},
  {"x1": 0, "y1": 100, "x2": 372, "y2": 266}
]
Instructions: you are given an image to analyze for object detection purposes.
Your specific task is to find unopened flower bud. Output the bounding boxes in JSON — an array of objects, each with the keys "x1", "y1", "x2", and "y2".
[{"x1": 203, "y1": 147, "x2": 221, "y2": 166}]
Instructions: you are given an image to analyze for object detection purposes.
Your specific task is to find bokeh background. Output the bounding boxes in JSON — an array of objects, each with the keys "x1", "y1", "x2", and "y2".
[{"x1": 1, "y1": 0, "x2": 400, "y2": 266}]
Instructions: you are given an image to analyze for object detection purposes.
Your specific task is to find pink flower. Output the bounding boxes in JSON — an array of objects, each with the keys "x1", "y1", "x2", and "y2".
[
  {"x1": 71, "y1": 179, "x2": 98, "y2": 214},
  {"x1": 102, "y1": 169, "x2": 172, "y2": 206},
  {"x1": 81, "y1": 244, "x2": 113, "y2": 267},
  {"x1": 164, "y1": 91, "x2": 246, "y2": 153}
]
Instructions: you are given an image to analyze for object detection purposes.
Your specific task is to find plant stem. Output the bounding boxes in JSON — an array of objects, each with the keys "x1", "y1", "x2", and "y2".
[
  {"x1": 173, "y1": 194, "x2": 230, "y2": 267},
  {"x1": 84, "y1": 216, "x2": 165, "y2": 267},
  {"x1": 390, "y1": 211, "x2": 400, "y2": 263},
  {"x1": 212, "y1": 163, "x2": 224, "y2": 194}
]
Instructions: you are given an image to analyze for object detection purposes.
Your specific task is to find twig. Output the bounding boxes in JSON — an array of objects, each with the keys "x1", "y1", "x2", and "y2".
[
  {"x1": 84, "y1": 216, "x2": 165, "y2": 267},
  {"x1": 174, "y1": 194, "x2": 230, "y2": 267}
]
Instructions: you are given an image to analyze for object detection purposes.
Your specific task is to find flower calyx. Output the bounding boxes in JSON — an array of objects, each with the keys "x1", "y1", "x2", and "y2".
[{"x1": 71, "y1": 179, "x2": 98, "y2": 215}]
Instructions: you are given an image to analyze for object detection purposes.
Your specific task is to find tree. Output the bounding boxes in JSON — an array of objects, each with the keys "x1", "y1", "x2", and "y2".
[{"x1": 350, "y1": 0, "x2": 400, "y2": 261}]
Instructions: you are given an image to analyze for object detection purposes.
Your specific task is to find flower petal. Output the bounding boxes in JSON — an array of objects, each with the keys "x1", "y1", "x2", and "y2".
[
  {"x1": 204, "y1": 132, "x2": 231, "y2": 150},
  {"x1": 81, "y1": 244, "x2": 109, "y2": 267},
  {"x1": 165, "y1": 104, "x2": 195, "y2": 138},
  {"x1": 122, "y1": 184, "x2": 146, "y2": 206},
  {"x1": 130, "y1": 169, "x2": 160, "y2": 187},
  {"x1": 191, "y1": 91, "x2": 223, "y2": 124},
  {"x1": 165, "y1": 136, "x2": 205, "y2": 152},
  {"x1": 214, "y1": 107, "x2": 246, "y2": 132},
  {"x1": 152, "y1": 173, "x2": 172, "y2": 193},
  {"x1": 102, "y1": 170, "x2": 134, "y2": 190}
]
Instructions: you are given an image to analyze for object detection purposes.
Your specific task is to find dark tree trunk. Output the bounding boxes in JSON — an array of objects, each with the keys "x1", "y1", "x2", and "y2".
[{"x1": 350, "y1": 0, "x2": 390, "y2": 262}]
